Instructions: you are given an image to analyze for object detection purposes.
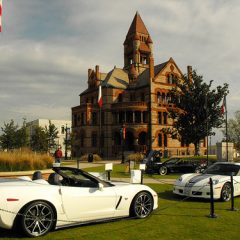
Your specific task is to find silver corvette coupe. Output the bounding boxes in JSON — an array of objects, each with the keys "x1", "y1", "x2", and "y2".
[
  {"x1": 173, "y1": 162, "x2": 240, "y2": 201},
  {"x1": 0, "y1": 167, "x2": 158, "y2": 237}
]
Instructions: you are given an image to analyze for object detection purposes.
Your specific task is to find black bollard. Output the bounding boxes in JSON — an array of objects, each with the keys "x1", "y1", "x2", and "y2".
[
  {"x1": 106, "y1": 170, "x2": 111, "y2": 181},
  {"x1": 209, "y1": 178, "x2": 217, "y2": 218},
  {"x1": 230, "y1": 173, "x2": 238, "y2": 211},
  {"x1": 141, "y1": 170, "x2": 144, "y2": 184}
]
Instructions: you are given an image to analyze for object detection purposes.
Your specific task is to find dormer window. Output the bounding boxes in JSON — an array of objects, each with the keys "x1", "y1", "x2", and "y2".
[{"x1": 168, "y1": 74, "x2": 177, "y2": 84}]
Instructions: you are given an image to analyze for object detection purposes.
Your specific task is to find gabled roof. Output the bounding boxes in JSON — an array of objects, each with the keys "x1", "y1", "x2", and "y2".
[{"x1": 136, "y1": 61, "x2": 168, "y2": 87}]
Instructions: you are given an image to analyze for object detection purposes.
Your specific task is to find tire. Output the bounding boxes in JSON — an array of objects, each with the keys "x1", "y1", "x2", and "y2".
[
  {"x1": 159, "y1": 166, "x2": 168, "y2": 175},
  {"x1": 221, "y1": 183, "x2": 232, "y2": 202},
  {"x1": 21, "y1": 201, "x2": 55, "y2": 237},
  {"x1": 131, "y1": 191, "x2": 153, "y2": 219}
]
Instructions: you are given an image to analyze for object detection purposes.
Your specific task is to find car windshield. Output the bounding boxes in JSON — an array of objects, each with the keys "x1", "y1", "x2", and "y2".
[
  {"x1": 54, "y1": 167, "x2": 114, "y2": 187},
  {"x1": 165, "y1": 158, "x2": 180, "y2": 164},
  {"x1": 203, "y1": 164, "x2": 240, "y2": 176},
  {"x1": 146, "y1": 150, "x2": 155, "y2": 159}
]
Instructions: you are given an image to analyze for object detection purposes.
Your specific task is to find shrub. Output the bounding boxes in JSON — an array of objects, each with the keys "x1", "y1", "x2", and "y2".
[
  {"x1": 127, "y1": 152, "x2": 144, "y2": 163},
  {"x1": 0, "y1": 149, "x2": 54, "y2": 172}
]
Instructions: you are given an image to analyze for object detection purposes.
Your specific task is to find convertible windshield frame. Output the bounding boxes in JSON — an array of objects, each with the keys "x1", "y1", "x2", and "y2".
[{"x1": 53, "y1": 167, "x2": 114, "y2": 187}]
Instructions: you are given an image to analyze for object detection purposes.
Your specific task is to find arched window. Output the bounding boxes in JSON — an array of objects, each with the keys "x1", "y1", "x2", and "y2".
[
  {"x1": 157, "y1": 92, "x2": 161, "y2": 104},
  {"x1": 158, "y1": 134, "x2": 162, "y2": 147}
]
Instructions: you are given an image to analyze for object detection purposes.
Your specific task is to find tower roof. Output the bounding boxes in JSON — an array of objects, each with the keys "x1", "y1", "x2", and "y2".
[{"x1": 126, "y1": 12, "x2": 150, "y2": 37}]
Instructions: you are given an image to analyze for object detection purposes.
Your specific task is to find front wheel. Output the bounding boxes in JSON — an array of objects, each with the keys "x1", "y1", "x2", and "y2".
[
  {"x1": 21, "y1": 201, "x2": 55, "y2": 237},
  {"x1": 159, "y1": 166, "x2": 168, "y2": 175},
  {"x1": 131, "y1": 191, "x2": 153, "y2": 219},
  {"x1": 221, "y1": 183, "x2": 232, "y2": 202}
]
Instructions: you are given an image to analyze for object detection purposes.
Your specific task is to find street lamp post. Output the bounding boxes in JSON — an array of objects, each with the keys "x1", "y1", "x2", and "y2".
[
  {"x1": 65, "y1": 124, "x2": 70, "y2": 160},
  {"x1": 121, "y1": 124, "x2": 125, "y2": 164}
]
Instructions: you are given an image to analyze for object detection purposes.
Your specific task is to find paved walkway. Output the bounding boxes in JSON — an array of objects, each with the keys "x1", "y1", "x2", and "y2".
[{"x1": 0, "y1": 161, "x2": 175, "y2": 184}]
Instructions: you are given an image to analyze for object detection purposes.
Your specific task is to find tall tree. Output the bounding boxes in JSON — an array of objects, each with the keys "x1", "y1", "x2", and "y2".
[
  {"x1": 45, "y1": 121, "x2": 59, "y2": 152},
  {"x1": 164, "y1": 70, "x2": 228, "y2": 155},
  {"x1": 16, "y1": 118, "x2": 29, "y2": 149},
  {"x1": 222, "y1": 111, "x2": 240, "y2": 151},
  {"x1": 30, "y1": 126, "x2": 48, "y2": 152},
  {"x1": 0, "y1": 120, "x2": 18, "y2": 150}
]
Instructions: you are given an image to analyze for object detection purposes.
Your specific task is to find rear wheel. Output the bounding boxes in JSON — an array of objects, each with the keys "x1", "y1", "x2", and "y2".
[
  {"x1": 159, "y1": 166, "x2": 168, "y2": 175},
  {"x1": 131, "y1": 191, "x2": 153, "y2": 218},
  {"x1": 221, "y1": 183, "x2": 231, "y2": 202},
  {"x1": 21, "y1": 201, "x2": 55, "y2": 237}
]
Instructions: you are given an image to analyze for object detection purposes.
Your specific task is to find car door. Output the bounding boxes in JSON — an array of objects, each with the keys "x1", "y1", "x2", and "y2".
[
  {"x1": 60, "y1": 183, "x2": 118, "y2": 222},
  {"x1": 233, "y1": 175, "x2": 240, "y2": 195}
]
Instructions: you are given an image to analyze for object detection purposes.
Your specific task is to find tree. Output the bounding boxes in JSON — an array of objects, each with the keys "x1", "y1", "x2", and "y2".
[
  {"x1": 222, "y1": 111, "x2": 240, "y2": 151},
  {"x1": 164, "y1": 70, "x2": 228, "y2": 155},
  {"x1": 0, "y1": 120, "x2": 19, "y2": 150},
  {"x1": 16, "y1": 118, "x2": 30, "y2": 149},
  {"x1": 45, "y1": 121, "x2": 59, "y2": 152},
  {"x1": 30, "y1": 126, "x2": 48, "y2": 152}
]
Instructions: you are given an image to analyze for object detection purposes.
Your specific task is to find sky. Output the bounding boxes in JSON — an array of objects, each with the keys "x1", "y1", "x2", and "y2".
[{"x1": 0, "y1": 0, "x2": 240, "y2": 142}]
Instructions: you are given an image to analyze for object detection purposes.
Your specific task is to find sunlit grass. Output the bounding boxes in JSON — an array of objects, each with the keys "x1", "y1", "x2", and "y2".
[
  {"x1": 1, "y1": 184, "x2": 240, "y2": 240},
  {"x1": 0, "y1": 149, "x2": 54, "y2": 171}
]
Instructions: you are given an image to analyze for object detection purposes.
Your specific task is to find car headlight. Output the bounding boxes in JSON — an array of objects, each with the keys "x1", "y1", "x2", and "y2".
[
  {"x1": 208, "y1": 179, "x2": 219, "y2": 185},
  {"x1": 178, "y1": 176, "x2": 183, "y2": 182},
  {"x1": 212, "y1": 180, "x2": 219, "y2": 185}
]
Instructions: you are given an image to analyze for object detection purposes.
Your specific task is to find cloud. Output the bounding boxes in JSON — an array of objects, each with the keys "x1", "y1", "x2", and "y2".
[{"x1": 0, "y1": 0, "x2": 240, "y2": 144}]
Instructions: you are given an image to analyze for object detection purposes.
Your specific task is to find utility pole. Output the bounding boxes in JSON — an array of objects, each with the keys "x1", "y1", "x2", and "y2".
[{"x1": 65, "y1": 124, "x2": 69, "y2": 160}]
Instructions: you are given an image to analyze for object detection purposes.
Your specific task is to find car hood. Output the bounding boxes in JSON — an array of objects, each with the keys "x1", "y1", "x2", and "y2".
[
  {"x1": 180, "y1": 173, "x2": 230, "y2": 186},
  {"x1": 111, "y1": 181, "x2": 132, "y2": 186}
]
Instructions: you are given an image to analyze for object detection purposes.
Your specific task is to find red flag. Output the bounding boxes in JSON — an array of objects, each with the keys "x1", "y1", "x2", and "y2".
[
  {"x1": 98, "y1": 85, "x2": 102, "y2": 108},
  {"x1": 221, "y1": 96, "x2": 226, "y2": 115},
  {"x1": 0, "y1": 0, "x2": 2, "y2": 32}
]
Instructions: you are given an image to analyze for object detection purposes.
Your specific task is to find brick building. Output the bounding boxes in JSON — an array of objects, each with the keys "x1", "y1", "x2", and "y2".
[{"x1": 72, "y1": 12, "x2": 206, "y2": 158}]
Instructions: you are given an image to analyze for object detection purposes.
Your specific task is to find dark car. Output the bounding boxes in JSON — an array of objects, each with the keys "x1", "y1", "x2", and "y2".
[
  {"x1": 145, "y1": 157, "x2": 206, "y2": 175},
  {"x1": 142, "y1": 150, "x2": 162, "y2": 164}
]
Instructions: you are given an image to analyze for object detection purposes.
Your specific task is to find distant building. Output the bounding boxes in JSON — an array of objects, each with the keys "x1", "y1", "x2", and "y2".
[
  {"x1": 26, "y1": 119, "x2": 71, "y2": 157},
  {"x1": 72, "y1": 12, "x2": 207, "y2": 158}
]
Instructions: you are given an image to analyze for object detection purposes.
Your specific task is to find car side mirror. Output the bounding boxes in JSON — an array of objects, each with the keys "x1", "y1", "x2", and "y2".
[{"x1": 98, "y1": 183, "x2": 104, "y2": 191}]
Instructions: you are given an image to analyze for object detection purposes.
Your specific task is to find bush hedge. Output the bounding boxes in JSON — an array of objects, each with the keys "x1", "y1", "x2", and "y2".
[
  {"x1": 0, "y1": 149, "x2": 53, "y2": 172},
  {"x1": 79, "y1": 154, "x2": 102, "y2": 162}
]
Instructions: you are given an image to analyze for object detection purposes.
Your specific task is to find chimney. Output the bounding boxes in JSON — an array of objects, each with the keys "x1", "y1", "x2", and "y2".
[
  {"x1": 95, "y1": 65, "x2": 100, "y2": 80},
  {"x1": 149, "y1": 56, "x2": 155, "y2": 81},
  {"x1": 187, "y1": 66, "x2": 192, "y2": 81},
  {"x1": 88, "y1": 68, "x2": 93, "y2": 79}
]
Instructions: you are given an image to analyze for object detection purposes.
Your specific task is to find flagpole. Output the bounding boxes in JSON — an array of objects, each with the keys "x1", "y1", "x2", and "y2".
[
  {"x1": 225, "y1": 96, "x2": 228, "y2": 162},
  {"x1": 98, "y1": 84, "x2": 102, "y2": 157},
  {"x1": 99, "y1": 104, "x2": 101, "y2": 156}
]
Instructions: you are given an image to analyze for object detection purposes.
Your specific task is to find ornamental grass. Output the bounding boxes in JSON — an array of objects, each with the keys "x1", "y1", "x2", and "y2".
[{"x1": 0, "y1": 148, "x2": 53, "y2": 172}]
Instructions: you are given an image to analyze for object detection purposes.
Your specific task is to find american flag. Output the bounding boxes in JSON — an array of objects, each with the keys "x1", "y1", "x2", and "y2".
[{"x1": 0, "y1": 0, "x2": 2, "y2": 32}]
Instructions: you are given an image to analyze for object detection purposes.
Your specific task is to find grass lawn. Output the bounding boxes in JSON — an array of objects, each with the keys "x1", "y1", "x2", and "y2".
[
  {"x1": 1, "y1": 184, "x2": 240, "y2": 240},
  {"x1": 83, "y1": 164, "x2": 180, "y2": 179}
]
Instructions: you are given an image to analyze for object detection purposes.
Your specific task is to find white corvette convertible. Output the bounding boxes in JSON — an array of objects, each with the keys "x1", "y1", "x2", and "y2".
[
  {"x1": 0, "y1": 166, "x2": 158, "y2": 237},
  {"x1": 173, "y1": 162, "x2": 240, "y2": 201}
]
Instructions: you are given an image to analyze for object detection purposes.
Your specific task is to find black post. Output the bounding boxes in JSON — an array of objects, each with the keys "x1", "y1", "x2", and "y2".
[
  {"x1": 141, "y1": 170, "x2": 144, "y2": 184},
  {"x1": 107, "y1": 171, "x2": 111, "y2": 181},
  {"x1": 121, "y1": 124, "x2": 125, "y2": 164},
  {"x1": 65, "y1": 124, "x2": 68, "y2": 160},
  {"x1": 209, "y1": 178, "x2": 217, "y2": 218},
  {"x1": 230, "y1": 173, "x2": 238, "y2": 211}
]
